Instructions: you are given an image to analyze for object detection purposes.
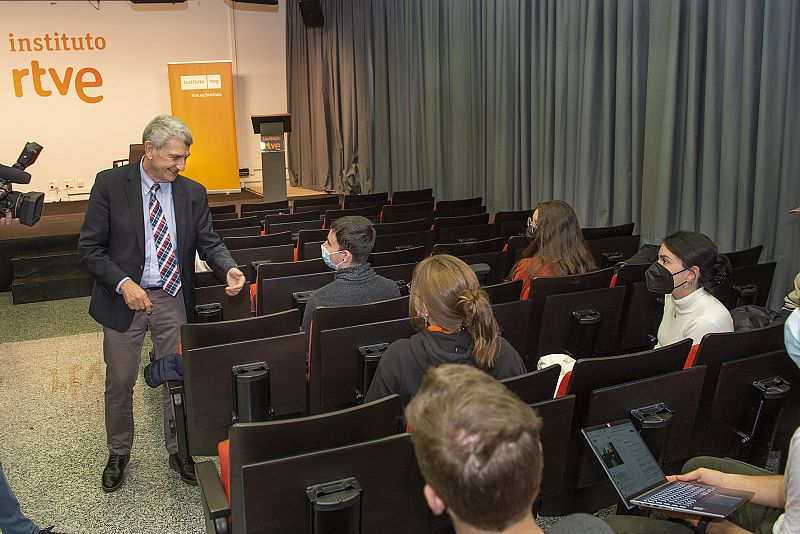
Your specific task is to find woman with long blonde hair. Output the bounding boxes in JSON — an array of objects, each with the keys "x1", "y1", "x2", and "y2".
[
  {"x1": 510, "y1": 200, "x2": 596, "y2": 299},
  {"x1": 364, "y1": 254, "x2": 526, "y2": 406}
]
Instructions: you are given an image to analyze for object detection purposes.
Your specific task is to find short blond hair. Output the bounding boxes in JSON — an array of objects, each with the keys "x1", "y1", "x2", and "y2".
[{"x1": 405, "y1": 364, "x2": 543, "y2": 531}]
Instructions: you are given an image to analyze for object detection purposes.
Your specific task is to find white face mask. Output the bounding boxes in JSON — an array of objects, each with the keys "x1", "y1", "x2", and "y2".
[{"x1": 321, "y1": 243, "x2": 345, "y2": 270}]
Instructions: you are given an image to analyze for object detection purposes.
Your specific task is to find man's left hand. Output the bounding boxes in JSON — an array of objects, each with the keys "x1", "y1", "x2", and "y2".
[{"x1": 225, "y1": 267, "x2": 246, "y2": 296}]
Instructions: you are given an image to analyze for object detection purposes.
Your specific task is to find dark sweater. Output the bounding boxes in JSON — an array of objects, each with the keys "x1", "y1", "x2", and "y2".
[
  {"x1": 301, "y1": 263, "x2": 401, "y2": 333},
  {"x1": 364, "y1": 328, "x2": 526, "y2": 406}
]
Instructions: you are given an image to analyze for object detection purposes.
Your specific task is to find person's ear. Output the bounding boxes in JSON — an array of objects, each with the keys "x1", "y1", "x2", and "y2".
[
  {"x1": 143, "y1": 140, "x2": 155, "y2": 159},
  {"x1": 423, "y1": 484, "x2": 447, "y2": 516},
  {"x1": 689, "y1": 265, "x2": 701, "y2": 286}
]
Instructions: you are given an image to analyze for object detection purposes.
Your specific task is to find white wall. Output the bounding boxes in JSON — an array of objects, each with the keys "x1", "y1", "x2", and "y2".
[{"x1": 0, "y1": 0, "x2": 286, "y2": 201}]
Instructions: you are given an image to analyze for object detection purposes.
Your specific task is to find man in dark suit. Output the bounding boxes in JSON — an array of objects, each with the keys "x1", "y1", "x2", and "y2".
[{"x1": 79, "y1": 115, "x2": 245, "y2": 492}]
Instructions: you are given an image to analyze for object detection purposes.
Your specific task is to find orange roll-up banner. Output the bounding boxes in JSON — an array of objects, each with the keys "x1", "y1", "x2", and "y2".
[{"x1": 167, "y1": 60, "x2": 239, "y2": 192}]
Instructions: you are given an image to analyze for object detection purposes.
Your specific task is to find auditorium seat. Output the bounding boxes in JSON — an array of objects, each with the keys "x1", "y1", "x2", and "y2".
[
  {"x1": 721, "y1": 244, "x2": 763, "y2": 268},
  {"x1": 223, "y1": 232, "x2": 292, "y2": 250},
  {"x1": 500, "y1": 364, "x2": 560, "y2": 404},
  {"x1": 214, "y1": 394, "x2": 403, "y2": 503},
  {"x1": 581, "y1": 222, "x2": 635, "y2": 240},
  {"x1": 295, "y1": 228, "x2": 329, "y2": 260},
  {"x1": 173, "y1": 332, "x2": 308, "y2": 457},
  {"x1": 711, "y1": 262, "x2": 777, "y2": 309},
  {"x1": 373, "y1": 230, "x2": 434, "y2": 255},
  {"x1": 181, "y1": 308, "x2": 302, "y2": 351},
  {"x1": 240, "y1": 200, "x2": 289, "y2": 214},
  {"x1": 586, "y1": 235, "x2": 641, "y2": 268},
  {"x1": 343, "y1": 191, "x2": 389, "y2": 209},
  {"x1": 215, "y1": 226, "x2": 260, "y2": 239},
  {"x1": 292, "y1": 195, "x2": 340, "y2": 214},
  {"x1": 323, "y1": 205, "x2": 380, "y2": 227},
  {"x1": 390, "y1": 187, "x2": 433, "y2": 205},
  {"x1": 193, "y1": 283, "x2": 251, "y2": 321},
  {"x1": 373, "y1": 218, "x2": 432, "y2": 236},
  {"x1": 209, "y1": 203, "x2": 236, "y2": 215},
  {"x1": 212, "y1": 215, "x2": 261, "y2": 230},
  {"x1": 200, "y1": 433, "x2": 429, "y2": 534},
  {"x1": 686, "y1": 324, "x2": 786, "y2": 457},
  {"x1": 368, "y1": 246, "x2": 426, "y2": 267},
  {"x1": 436, "y1": 223, "x2": 501, "y2": 244},
  {"x1": 697, "y1": 349, "x2": 799, "y2": 468},
  {"x1": 380, "y1": 209, "x2": 435, "y2": 224}
]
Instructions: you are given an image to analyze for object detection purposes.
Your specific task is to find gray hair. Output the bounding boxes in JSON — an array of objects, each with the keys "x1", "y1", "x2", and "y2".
[{"x1": 142, "y1": 114, "x2": 193, "y2": 149}]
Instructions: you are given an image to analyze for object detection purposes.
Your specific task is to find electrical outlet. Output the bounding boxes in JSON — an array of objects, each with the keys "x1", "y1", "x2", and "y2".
[
  {"x1": 64, "y1": 179, "x2": 74, "y2": 189},
  {"x1": 76, "y1": 179, "x2": 84, "y2": 188},
  {"x1": 49, "y1": 181, "x2": 58, "y2": 190}
]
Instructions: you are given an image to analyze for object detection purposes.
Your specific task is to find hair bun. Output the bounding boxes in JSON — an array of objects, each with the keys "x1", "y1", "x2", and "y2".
[{"x1": 706, "y1": 254, "x2": 731, "y2": 289}]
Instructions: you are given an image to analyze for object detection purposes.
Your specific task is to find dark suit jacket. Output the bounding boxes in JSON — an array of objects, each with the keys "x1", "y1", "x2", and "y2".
[{"x1": 78, "y1": 160, "x2": 237, "y2": 332}]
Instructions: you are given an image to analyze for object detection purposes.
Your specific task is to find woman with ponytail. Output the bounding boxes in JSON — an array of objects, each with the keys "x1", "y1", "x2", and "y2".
[
  {"x1": 646, "y1": 231, "x2": 734, "y2": 347},
  {"x1": 364, "y1": 254, "x2": 526, "y2": 406}
]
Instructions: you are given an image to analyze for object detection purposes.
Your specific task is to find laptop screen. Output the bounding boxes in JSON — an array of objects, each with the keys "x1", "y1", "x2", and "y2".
[{"x1": 583, "y1": 420, "x2": 666, "y2": 500}]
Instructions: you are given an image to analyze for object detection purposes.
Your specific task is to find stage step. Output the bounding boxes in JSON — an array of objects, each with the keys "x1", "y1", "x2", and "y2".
[
  {"x1": 12, "y1": 251, "x2": 82, "y2": 278},
  {"x1": 11, "y1": 270, "x2": 94, "y2": 304},
  {"x1": 11, "y1": 251, "x2": 94, "y2": 304}
]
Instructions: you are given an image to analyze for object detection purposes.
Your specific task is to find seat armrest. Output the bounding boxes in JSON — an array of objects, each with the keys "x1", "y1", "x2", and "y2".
[
  {"x1": 197, "y1": 461, "x2": 231, "y2": 523},
  {"x1": 167, "y1": 380, "x2": 189, "y2": 459}
]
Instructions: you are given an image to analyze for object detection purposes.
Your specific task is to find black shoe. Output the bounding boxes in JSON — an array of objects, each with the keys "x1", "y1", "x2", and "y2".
[
  {"x1": 101, "y1": 453, "x2": 129, "y2": 493},
  {"x1": 38, "y1": 527, "x2": 70, "y2": 534},
  {"x1": 169, "y1": 453, "x2": 197, "y2": 485}
]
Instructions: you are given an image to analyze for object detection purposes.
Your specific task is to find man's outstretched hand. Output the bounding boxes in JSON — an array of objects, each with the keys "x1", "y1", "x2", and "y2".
[{"x1": 225, "y1": 267, "x2": 246, "y2": 296}]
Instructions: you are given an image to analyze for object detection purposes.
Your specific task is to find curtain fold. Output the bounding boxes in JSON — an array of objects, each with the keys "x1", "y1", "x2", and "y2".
[{"x1": 286, "y1": 0, "x2": 800, "y2": 307}]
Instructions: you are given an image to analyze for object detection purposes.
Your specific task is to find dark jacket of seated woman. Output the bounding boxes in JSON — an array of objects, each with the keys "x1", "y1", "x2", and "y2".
[{"x1": 364, "y1": 254, "x2": 526, "y2": 406}]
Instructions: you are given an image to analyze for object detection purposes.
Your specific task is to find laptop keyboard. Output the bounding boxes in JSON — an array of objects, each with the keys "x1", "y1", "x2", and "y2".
[{"x1": 642, "y1": 483, "x2": 715, "y2": 508}]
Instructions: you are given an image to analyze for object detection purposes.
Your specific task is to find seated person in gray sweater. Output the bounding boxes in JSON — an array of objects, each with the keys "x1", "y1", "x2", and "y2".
[
  {"x1": 406, "y1": 364, "x2": 613, "y2": 534},
  {"x1": 301, "y1": 215, "x2": 401, "y2": 334},
  {"x1": 364, "y1": 254, "x2": 526, "y2": 406}
]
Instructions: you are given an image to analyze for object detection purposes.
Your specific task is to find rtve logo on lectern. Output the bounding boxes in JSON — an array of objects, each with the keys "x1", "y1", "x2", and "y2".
[{"x1": 180, "y1": 74, "x2": 222, "y2": 90}]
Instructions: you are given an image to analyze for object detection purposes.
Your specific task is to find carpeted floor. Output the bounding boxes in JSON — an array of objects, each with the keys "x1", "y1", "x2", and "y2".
[{"x1": 0, "y1": 292, "x2": 210, "y2": 534}]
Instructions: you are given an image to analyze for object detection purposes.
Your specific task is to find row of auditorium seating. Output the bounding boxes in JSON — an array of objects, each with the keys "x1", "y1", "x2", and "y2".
[
  {"x1": 172, "y1": 284, "x2": 528, "y2": 457},
  {"x1": 185, "y1": 321, "x2": 797, "y2": 533},
  {"x1": 193, "y1": 242, "x2": 776, "y2": 372}
]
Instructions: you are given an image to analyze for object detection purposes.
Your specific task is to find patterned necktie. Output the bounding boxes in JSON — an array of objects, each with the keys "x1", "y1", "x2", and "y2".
[{"x1": 148, "y1": 184, "x2": 182, "y2": 297}]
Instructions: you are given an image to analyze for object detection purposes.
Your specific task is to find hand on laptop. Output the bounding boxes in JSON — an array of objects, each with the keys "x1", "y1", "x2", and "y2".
[{"x1": 668, "y1": 467, "x2": 729, "y2": 488}]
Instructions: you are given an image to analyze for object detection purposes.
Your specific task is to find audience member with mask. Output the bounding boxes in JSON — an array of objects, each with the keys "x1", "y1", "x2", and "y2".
[
  {"x1": 301, "y1": 215, "x2": 400, "y2": 334},
  {"x1": 647, "y1": 231, "x2": 733, "y2": 348}
]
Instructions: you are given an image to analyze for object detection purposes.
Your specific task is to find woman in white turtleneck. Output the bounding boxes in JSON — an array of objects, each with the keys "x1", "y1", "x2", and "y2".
[{"x1": 646, "y1": 231, "x2": 734, "y2": 348}]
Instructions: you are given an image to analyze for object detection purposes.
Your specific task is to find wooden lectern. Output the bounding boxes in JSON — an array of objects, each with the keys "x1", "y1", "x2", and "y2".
[{"x1": 251, "y1": 114, "x2": 292, "y2": 203}]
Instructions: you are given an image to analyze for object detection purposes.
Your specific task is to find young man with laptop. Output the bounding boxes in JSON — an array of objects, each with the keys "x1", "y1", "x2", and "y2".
[{"x1": 584, "y1": 421, "x2": 799, "y2": 534}]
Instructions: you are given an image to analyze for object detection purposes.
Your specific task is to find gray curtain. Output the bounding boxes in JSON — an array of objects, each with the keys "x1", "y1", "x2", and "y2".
[{"x1": 287, "y1": 0, "x2": 800, "y2": 308}]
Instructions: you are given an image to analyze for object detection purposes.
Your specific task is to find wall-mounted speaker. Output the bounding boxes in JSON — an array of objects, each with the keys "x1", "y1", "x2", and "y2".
[{"x1": 299, "y1": 0, "x2": 324, "y2": 28}]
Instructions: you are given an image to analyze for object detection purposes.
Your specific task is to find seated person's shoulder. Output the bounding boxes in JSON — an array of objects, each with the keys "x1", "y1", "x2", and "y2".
[
  {"x1": 483, "y1": 337, "x2": 526, "y2": 379},
  {"x1": 702, "y1": 293, "x2": 734, "y2": 327},
  {"x1": 375, "y1": 274, "x2": 402, "y2": 295}
]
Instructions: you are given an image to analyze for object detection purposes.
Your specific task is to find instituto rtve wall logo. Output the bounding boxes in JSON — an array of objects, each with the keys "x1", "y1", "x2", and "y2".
[{"x1": 180, "y1": 74, "x2": 222, "y2": 90}]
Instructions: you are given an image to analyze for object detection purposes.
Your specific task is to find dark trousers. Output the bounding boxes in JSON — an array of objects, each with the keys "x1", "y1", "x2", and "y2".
[
  {"x1": 604, "y1": 456, "x2": 783, "y2": 534},
  {"x1": 103, "y1": 288, "x2": 186, "y2": 455}
]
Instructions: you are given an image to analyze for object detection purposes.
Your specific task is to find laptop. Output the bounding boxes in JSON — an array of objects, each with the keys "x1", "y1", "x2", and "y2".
[{"x1": 581, "y1": 420, "x2": 755, "y2": 518}]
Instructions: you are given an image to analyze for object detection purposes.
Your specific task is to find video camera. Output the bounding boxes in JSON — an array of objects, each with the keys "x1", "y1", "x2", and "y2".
[{"x1": 0, "y1": 142, "x2": 45, "y2": 226}]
